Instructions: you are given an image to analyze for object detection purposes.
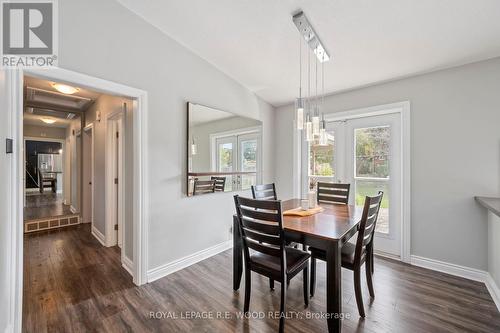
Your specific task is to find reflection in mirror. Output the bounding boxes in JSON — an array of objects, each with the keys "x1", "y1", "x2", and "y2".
[{"x1": 187, "y1": 103, "x2": 262, "y2": 196}]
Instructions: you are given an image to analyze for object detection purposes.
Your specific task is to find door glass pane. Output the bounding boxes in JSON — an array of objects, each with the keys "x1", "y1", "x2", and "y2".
[
  {"x1": 309, "y1": 133, "x2": 335, "y2": 186},
  {"x1": 355, "y1": 126, "x2": 390, "y2": 178},
  {"x1": 355, "y1": 125, "x2": 391, "y2": 234},
  {"x1": 218, "y1": 142, "x2": 233, "y2": 191},
  {"x1": 240, "y1": 139, "x2": 257, "y2": 190},
  {"x1": 355, "y1": 180, "x2": 389, "y2": 234}
]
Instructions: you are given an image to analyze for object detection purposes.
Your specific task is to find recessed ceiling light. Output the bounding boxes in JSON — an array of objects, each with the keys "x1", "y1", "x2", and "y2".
[
  {"x1": 51, "y1": 83, "x2": 80, "y2": 95},
  {"x1": 41, "y1": 117, "x2": 56, "y2": 124}
]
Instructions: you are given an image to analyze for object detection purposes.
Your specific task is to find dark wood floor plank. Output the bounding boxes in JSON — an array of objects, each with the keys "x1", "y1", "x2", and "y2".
[{"x1": 23, "y1": 224, "x2": 500, "y2": 332}]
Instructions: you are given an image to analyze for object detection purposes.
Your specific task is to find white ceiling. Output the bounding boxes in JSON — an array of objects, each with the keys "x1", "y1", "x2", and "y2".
[{"x1": 118, "y1": 0, "x2": 500, "y2": 106}]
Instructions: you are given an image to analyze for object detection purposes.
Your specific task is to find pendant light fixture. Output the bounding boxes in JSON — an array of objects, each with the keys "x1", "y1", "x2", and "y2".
[
  {"x1": 319, "y1": 61, "x2": 328, "y2": 146},
  {"x1": 292, "y1": 10, "x2": 330, "y2": 143},
  {"x1": 295, "y1": 36, "x2": 304, "y2": 130},
  {"x1": 191, "y1": 136, "x2": 197, "y2": 155},
  {"x1": 305, "y1": 46, "x2": 313, "y2": 141},
  {"x1": 312, "y1": 57, "x2": 320, "y2": 137}
]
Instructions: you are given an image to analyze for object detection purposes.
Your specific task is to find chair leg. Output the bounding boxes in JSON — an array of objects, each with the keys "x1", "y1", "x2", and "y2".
[
  {"x1": 269, "y1": 278, "x2": 274, "y2": 290},
  {"x1": 354, "y1": 268, "x2": 365, "y2": 318},
  {"x1": 302, "y1": 266, "x2": 309, "y2": 307},
  {"x1": 366, "y1": 262, "x2": 375, "y2": 298},
  {"x1": 279, "y1": 277, "x2": 286, "y2": 333},
  {"x1": 244, "y1": 268, "x2": 251, "y2": 313},
  {"x1": 310, "y1": 257, "x2": 316, "y2": 297},
  {"x1": 370, "y1": 246, "x2": 374, "y2": 275}
]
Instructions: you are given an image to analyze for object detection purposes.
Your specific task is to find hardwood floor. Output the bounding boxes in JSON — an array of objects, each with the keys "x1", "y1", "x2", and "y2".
[
  {"x1": 24, "y1": 224, "x2": 500, "y2": 332},
  {"x1": 24, "y1": 193, "x2": 73, "y2": 221}
]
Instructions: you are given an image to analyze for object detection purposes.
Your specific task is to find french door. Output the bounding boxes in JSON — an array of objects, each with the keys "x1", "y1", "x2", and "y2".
[
  {"x1": 322, "y1": 113, "x2": 402, "y2": 257},
  {"x1": 215, "y1": 132, "x2": 260, "y2": 191}
]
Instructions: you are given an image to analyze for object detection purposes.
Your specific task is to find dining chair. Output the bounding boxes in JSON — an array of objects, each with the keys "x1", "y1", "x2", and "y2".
[
  {"x1": 211, "y1": 176, "x2": 226, "y2": 192},
  {"x1": 317, "y1": 182, "x2": 351, "y2": 204},
  {"x1": 309, "y1": 191, "x2": 383, "y2": 318},
  {"x1": 252, "y1": 183, "x2": 297, "y2": 289},
  {"x1": 193, "y1": 179, "x2": 216, "y2": 195},
  {"x1": 251, "y1": 183, "x2": 277, "y2": 200},
  {"x1": 234, "y1": 195, "x2": 310, "y2": 333}
]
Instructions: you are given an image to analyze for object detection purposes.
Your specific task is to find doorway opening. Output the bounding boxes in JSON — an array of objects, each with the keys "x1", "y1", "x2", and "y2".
[{"x1": 300, "y1": 102, "x2": 411, "y2": 262}]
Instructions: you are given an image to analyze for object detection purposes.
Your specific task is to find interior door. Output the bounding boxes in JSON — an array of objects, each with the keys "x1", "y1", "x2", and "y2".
[
  {"x1": 215, "y1": 136, "x2": 237, "y2": 191},
  {"x1": 237, "y1": 133, "x2": 259, "y2": 190},
  {"x1": 345, "y1": 113, "x2": 401, "y2": 257}
]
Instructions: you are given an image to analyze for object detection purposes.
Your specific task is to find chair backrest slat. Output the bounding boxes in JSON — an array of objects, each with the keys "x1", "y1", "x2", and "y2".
[
  {"x1": 317, "y1": 182, "x2": 350, "y2": 204},
  {"x1": 251, "y1": 183, "x2": 277, "y2": 200},
  {"x1": 242, "y1": 228, "x2": 281, "y2": 246},
  {"x1": 234, "y1": 195, "x2": 285, "y2": 268},
  {"x1": 246, "y1": 239, "x2": 281, "y2": 257},
  {"x1": 241, "y1": 216, "x2": 281, "y2": 235},
  {"x1": 355, "y1": 191, "x2": 384, "y2": 262},
  {"x1": 193, "y1": 179, "x2": 216, "y2": 195},
  {"x1": 211, "y1": 176, "x2": 226, "y2": 192},
  {"x1": 239, "y1": 206, "x2": 279, "y2": 224}
]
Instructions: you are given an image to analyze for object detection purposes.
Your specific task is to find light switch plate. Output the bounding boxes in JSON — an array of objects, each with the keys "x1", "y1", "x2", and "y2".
[{"x1": 6, "y1": 138, "x2": 13, "y2": 154}]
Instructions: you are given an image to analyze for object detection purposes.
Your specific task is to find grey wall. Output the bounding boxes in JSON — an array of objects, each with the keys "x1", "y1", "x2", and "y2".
[
  {"x1": 24, "y1": 124, "x2": 66, "y2": 139},
  {"x1": 275, "y1": 57, "x2": 500, "y2": 270},
  {"x1": 85, "y1": 94, "x2": 134, "y2": 260},
  {"x1": 190, "y1": 116, "x2": 261, "y2": 172},
  {"x1": 57, "y1": 0, "x2": 275, "y2": 270}
]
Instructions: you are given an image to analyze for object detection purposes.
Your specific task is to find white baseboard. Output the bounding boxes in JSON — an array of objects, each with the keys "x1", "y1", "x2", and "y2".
[
  {"x1": 410, "y1": 255, "x2": 500, "y2": 312},
  {"x1": 485, "y1": 273, "x2": 500, "y2": 311},
  {"x1": 122, "y1": 255, "x2": 134, "y2": 277},
  {"x1": 91, "y1": 225, "x2": 106, "y2": 246},
  {"x1": 147, "y1": 240, "x2": 232, "y2": 283},
  {"x1": 410, "y1": 255, "x2": 487, "y2": 282}
]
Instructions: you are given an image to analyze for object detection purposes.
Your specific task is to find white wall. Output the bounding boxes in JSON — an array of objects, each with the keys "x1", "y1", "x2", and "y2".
[
  {"x1": 488, "y1": 212, "x2": 500, "y2": 291},
  {"x1": 64, "y1": 118, "x2": 81, "y2": 207},
  {"x1": 275, "y1": 57, "x2": 500, "y2": 270},
  {"x1": 57, "y1": 0, "x2": 275, "y2": 270}
]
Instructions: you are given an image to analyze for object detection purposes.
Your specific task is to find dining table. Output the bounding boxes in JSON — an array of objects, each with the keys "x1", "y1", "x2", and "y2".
[{"x1": 232, "y1": 199, "x2": 363, "y2": 333}]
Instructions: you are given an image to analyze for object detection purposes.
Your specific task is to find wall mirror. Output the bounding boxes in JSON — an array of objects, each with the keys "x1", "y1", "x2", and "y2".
[{"x1": 187, "y1": 102, "x2": 262, "y2": 196}]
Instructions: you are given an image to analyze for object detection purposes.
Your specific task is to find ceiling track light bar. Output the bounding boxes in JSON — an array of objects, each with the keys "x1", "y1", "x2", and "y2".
[{"x1": 292, "y1": 11, "x2": 330, "y2": 63}]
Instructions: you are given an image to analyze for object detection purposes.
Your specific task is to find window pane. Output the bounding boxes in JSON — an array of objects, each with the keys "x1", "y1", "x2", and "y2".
[
  {"x1": 355, "y1": 180, "x2": 389, "y2": 234},
  {"x1": 355, "y1": 126, "x2": 390, "y2": 178},
  {"x1": 240, "y1": 139, "x2": 257, "y2": 190},
  {"x1": 218, "y1": 142, "x2": 233, "y2": 191},
  {"x1": 309, "y1": 137, "x2": 334, "y2": 177}
]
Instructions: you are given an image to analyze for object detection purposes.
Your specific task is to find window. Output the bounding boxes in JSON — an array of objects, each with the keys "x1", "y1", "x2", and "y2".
[
  {"x1": 308, "y1": 134, "x2": 335, "y2": 180},
  {"x1": 211, "y1": 128, "x2": 261, "y2": 191}
]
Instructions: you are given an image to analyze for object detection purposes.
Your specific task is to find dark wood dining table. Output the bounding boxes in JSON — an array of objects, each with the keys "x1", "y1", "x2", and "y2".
[{"x1": 233, "y1": 199, "x2": 363, "y2": 333}]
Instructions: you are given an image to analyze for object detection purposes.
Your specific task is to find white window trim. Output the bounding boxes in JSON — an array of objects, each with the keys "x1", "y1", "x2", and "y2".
[{"x1": 293, "y1": 101, "x2": 411, "y2": 263}]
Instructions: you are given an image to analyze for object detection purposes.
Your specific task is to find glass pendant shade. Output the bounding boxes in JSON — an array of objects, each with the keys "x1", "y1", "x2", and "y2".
[
  {"x1": 191, "y1": 138, "x2": 197, "y2": 155},
  {"x1": 319, "y1": 128, "x2": 327, "y2": 145},
  {"x1": 295, "y1": 98, "x2": 304, "y2": 130},
  {"x1": 312, "y1": 115, "x2": 320, "y2": 136},
  {"x1": 305, "y1": 114, "x2": 313, "y2": 142}
]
